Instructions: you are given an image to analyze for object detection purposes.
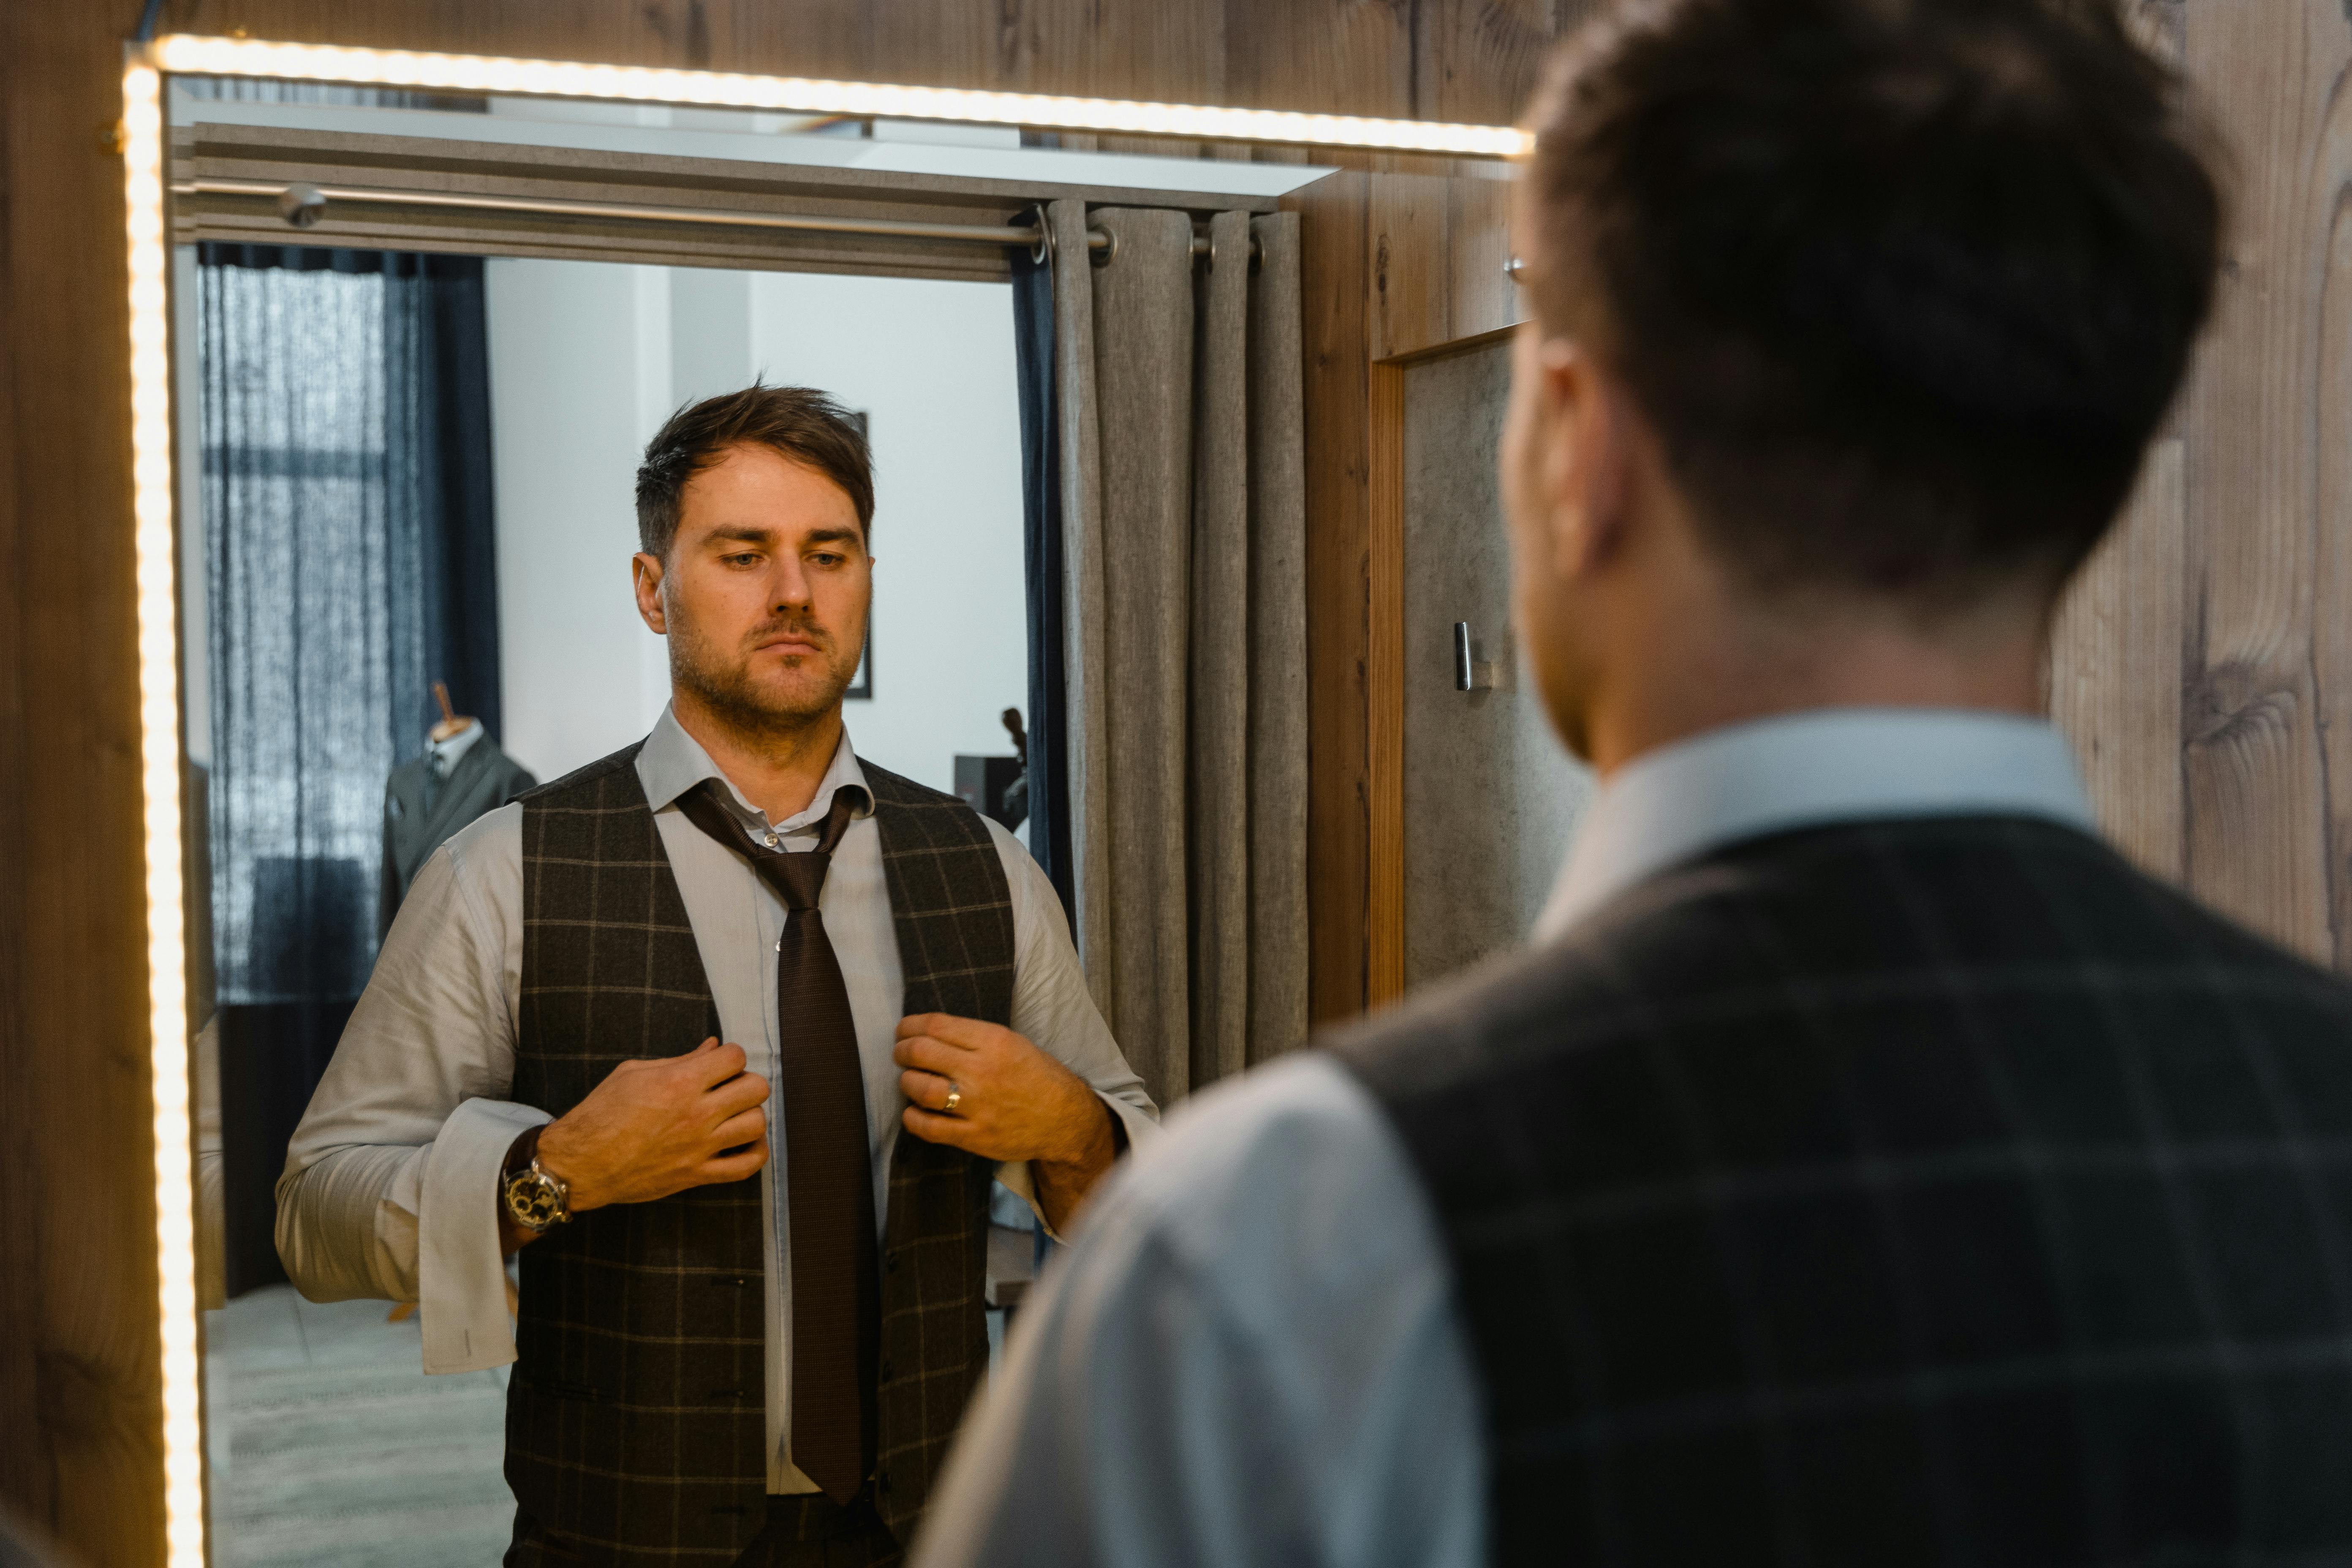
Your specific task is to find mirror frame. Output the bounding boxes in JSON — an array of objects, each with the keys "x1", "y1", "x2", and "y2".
[{"x1": 120, "y1": 35, "x2": 1522, "y2": 1568}]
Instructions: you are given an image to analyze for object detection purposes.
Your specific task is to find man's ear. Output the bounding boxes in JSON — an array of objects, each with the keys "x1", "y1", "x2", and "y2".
[
  {"x1": 1542, "y1": 343, "x2": 1637, "y2": 585},
  {"x1": 632, "y1": 552, "x2": 667, "y2": 636}
]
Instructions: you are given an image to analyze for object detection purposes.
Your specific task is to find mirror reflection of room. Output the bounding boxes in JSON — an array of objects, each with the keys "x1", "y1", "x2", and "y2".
[
  {"x1": 185, "y1": 245, "x2": 1040, "y2": 1565},
  {"x1": 171, "y1": 80, "x2": 1322, "y2": 1568}
]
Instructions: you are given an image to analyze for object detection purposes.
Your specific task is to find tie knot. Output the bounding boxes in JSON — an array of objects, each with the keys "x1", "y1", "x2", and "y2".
[
  {"x1": 768, "y1": 846, "x2": 828, "y2": 911},
  {"x1": 674, "y1": 777, "x2": 866, "y2": 914}
]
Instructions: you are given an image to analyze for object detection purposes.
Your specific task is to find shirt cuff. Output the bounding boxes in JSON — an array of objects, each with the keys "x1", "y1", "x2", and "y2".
[
  {"x1": 995, "y1": 1091, "x2": 1157, "y2": 1240},
  {"x1": 419, "y1": 1097, "x2": 550, "y2": 1374}
]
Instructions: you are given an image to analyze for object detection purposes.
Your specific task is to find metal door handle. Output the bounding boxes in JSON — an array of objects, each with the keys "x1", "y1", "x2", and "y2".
[{"x1": 1454, "y1": 622, "x2": 1502, "y2": 691}]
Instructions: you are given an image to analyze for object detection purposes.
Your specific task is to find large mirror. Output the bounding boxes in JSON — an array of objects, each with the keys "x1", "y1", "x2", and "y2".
[{"x1": 145, "y1": 53, "x2": 1534, "y2": 1567}]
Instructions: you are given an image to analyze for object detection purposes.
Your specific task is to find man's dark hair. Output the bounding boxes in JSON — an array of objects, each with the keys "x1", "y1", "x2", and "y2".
[
  {"x1": 634, "y1": 381, "x2": 874, "y2": 558},
  {"x1": 1524, "y1": 0, "x2": 2221, "y2": 605}
]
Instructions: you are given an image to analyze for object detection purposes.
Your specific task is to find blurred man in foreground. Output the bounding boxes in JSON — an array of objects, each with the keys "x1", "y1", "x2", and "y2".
[{"x1": 916, "y1": 0, "x2": 2352, "y2": 1563}]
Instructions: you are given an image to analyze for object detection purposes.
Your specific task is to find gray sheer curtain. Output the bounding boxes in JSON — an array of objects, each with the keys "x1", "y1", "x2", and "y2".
[{"x1": 1044, "y1": 198, "x2": 1308, "y2": 1108}]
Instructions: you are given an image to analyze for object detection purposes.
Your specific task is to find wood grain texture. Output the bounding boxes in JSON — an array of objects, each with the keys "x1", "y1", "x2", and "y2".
[
  {"x1": 1414, "y1": 0, "x2": 1564, "y2": 124},
  {"x1": 1225, "y1": 0, "x2": 1414, "y2": 119},
  {"x1": 1447, "y1": 168, "x2": 1520, "y2": 339},
  {"x1": 2170, "y1": 0, "x2": 2349, "y2": 963},
  {"x1": 1293, "y1": 169, "x2": 1375, "y2": 1022},
  {"x1": 2318, "y1": 72, "x2": 2352, "y2": 969},
  {"x1": 1367, "y1": 359, "x2": 1407, "y2": 1003},
  {"x1": 0, "y1": 1, "x2": 168, "y2": 1561},
  {"x1": 1368, "y1": 171, "x2": 1451, "y2": 358},
  {"x1": 2050, "y1": 438, "x2": 2187, "y2": 882}
]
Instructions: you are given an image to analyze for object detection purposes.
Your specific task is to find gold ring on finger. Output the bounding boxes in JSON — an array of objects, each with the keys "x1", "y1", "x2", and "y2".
[{"x1": 941, "y1": 1082, "x2": 963, "y2": 1115}]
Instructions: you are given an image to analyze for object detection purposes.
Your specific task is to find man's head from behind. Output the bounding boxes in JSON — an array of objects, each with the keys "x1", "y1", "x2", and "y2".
[
  {"x1": 633, "y1": 383, "x2": 875, "y2": 742},
  {"x1": 1504, "y1": 0, "x2": 2220, "y2": 766}
]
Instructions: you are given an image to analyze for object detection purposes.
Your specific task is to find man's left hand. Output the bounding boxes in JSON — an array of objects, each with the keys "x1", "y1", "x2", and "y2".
[{"x1": 894, "y1": 1014, "x2": 1120, "y2": 1228}]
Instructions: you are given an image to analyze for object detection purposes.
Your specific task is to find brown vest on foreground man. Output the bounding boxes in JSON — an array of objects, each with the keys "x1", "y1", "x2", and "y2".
[
  {"x1": 277, "y1": 386, "x2": 1154, "y2": 1568},
  {"x1": 919, "y1": 2, "x2": 2352, "y2": 1565}
]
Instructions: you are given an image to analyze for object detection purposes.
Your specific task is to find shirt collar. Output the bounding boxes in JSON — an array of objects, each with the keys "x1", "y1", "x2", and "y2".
[
  {"x1": 1533, "y1": 706, "x2": 2096, "y2": 943},
  {"x1": 634, "y1": 703, "x2": 873, "y2": 833},
  {"x1": 430, "y1": 718, "x2": 487, "y2": 777}
]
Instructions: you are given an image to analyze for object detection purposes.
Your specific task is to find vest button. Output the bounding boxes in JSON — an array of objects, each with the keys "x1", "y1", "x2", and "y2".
[
  {"x1": 885, "y1": 1254, "x2": 900, "y2": 1274},
  {"x1": 880, "y1": 1360, "x2": 895, "y2": 1381}
]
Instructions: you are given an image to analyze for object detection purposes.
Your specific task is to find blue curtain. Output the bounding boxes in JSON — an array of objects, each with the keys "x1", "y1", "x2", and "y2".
[{"x1": 1009, "y1": 228, "x2": 1075, "y2": 921}]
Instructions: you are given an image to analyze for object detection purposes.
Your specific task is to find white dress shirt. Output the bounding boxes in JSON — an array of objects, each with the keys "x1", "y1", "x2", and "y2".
[
  {"x1": 277, "y1": 705, "x2": 1158, "y2": 1494},
  {"x1": 914, "y1": 707, "x2": 2096, "y2": 1568}
]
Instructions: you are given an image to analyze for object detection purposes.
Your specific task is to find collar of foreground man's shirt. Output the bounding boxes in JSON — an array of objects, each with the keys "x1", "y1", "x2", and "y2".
[{"x1": 1534, "y1": 706, "x2": 2097, "y2": 943}]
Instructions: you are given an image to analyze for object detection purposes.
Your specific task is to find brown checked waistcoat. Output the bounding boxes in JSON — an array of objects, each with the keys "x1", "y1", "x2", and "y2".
[{"x1": 504, "y1": 744, "x2": 1014, "y2": 1564}]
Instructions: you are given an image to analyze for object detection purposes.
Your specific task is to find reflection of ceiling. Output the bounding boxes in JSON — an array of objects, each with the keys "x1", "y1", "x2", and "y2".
[{"x1": 165, "y1": 92, "x2": 1336, "y2": 200}]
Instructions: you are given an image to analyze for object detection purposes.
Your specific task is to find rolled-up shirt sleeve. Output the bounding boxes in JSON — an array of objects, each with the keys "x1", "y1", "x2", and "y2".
[
  {"x1": 984, "y1": 821, "x2": 1160, "y2": 1224},
  {"x1": 274, "y1": 808, "x2": 536, "y2": 1373}
]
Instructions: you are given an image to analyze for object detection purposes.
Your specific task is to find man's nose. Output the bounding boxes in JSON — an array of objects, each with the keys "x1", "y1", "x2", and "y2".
[{"x1": 769, "y1": 558, "x2": 813, "y2": 610}]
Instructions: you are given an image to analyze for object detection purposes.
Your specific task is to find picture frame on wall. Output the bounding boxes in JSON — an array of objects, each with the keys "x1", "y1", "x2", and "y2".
[
  {"x1": 847, "y1": 633, "x2": 872, "y2": 700},
  {"x1": 848, "y1": 406, "x2": 871, "y2": 701}
]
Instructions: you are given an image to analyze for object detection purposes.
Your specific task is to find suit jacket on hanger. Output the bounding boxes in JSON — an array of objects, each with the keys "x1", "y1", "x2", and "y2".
[{"x1": 379, "y1": 730, "x2": 536, "y2": 938}]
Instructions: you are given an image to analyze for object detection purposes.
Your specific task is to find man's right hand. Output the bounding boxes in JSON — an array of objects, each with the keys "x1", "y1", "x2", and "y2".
[{"x1": 533, "y1": 1038, "x2": 769, "y2": 1214}]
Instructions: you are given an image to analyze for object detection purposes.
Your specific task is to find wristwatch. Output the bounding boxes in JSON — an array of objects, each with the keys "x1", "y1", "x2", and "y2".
[{"x1": 501, "y1": 1125, "x2": 572, "y2": 1236}]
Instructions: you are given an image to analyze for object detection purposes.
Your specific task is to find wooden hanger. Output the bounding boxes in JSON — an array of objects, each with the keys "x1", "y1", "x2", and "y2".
[{"x1": 429, "y1": 680, "x2": 476, "y2": 744}]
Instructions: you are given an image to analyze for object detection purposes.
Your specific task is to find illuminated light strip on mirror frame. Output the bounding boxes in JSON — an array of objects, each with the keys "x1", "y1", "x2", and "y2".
[
  {"x1": 147, "y1": 33, "x2": 1534, "y2": 158},
  {"x1": 125, "y1": 35, "x2": 1524, "y2": 1568},
  {"x1": 122, "y1": 54, "x2": 206, "y2": 1568}
]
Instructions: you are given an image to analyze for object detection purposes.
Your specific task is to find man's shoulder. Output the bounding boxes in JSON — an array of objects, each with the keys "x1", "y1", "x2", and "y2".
[
  {"x1": 1090, "y1": 1053, "x2": 1442, "y2": 1311},
  {"x1": 859, "y1": 758, "x2": 971, "y2": 812},
  {"x1": 515, "y1": 742, "x2": 646, "y2": 808},
  {"x1": 436, "y1": 801, "x2": 525, "y2": 896},
  {"x1": 1338, "y1": 813, "x2": 2352, "y2": 1107}
]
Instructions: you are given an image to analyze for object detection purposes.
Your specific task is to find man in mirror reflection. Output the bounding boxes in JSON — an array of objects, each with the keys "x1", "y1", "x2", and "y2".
[
  {"x1": 921, "y1": 0, "x2": 2352, "y2": 1564},
  {"x1": 277, "y1": 383, "x2": 1157, "y2": 1567}
]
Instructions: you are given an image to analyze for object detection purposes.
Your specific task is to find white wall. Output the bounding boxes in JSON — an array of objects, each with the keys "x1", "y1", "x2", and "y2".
[
  {"x1": 485, "y1": 258, "x2": 674, "y2": 783},
  {"x1": 746, "y1": 270, "x2": 1028, "y2": 792},
  {"x1": 484, "y1": 260, "x2": 1028, "y2": 795}
]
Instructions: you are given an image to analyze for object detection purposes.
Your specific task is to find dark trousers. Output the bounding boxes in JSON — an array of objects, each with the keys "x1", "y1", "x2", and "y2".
[{"x1": 506, "y1": 1495, "x2": 899, "y2": 1568}]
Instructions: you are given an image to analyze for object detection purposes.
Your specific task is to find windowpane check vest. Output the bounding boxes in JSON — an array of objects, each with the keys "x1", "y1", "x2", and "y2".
[
  {"x1": 503, "y1": 744, "x2": 1015, "y2": 1563},
  {"x1": 1339, "y1": 818, "x2": 2352, "y2": 1565}
]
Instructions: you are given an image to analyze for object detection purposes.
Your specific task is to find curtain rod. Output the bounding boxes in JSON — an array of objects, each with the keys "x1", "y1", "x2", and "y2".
[{"x1": 171, "y1": 178, "x2": 1257, "y2": 260}]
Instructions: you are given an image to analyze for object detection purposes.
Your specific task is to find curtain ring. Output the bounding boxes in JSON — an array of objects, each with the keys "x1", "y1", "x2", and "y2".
[
  {"x1": 1027, "y1": 205, "x2": 1052, "y2": 267},
  {"x1": 1090, "y1": 220, "x2": 1117, "y2": 268}
]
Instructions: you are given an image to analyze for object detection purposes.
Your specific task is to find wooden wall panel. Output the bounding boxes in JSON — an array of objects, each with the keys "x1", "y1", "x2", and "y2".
[
  {"x1": 0, "y1": 0, "x2": 168, "y2": 1560},
  {"x1": 2050, "y1": 438, "x2": 2188, "y2": 882},
  {"x1": 2319, "y1": 97, "x2": 2352, "y2": 970},
  {"x1": 2169, "y1": 0, "x2": 2350, "y2": 963},
  {"x1": 1293, "y1": 170, "x2": 1376, "y2": 1022},
  {"x1": 1224, "y1": 0, "x2": 1414, "y2": 118},
  {"x1": 1414, "y1": 0, "x2": 1569, "y2": 123}
]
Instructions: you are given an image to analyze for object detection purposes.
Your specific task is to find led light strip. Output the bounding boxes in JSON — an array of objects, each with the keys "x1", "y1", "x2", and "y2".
[
  {"x1": 122, "y1": 55, "x2": 206, "y2": 1568},
  {"x1": 149, "y1": 33, "x2": 1533, "y2": 158}
]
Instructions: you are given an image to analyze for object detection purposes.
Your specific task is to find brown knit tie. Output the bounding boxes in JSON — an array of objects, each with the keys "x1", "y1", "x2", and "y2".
[{"x1": 674, "y1": 779, "x2": 877, "y2": 1506}]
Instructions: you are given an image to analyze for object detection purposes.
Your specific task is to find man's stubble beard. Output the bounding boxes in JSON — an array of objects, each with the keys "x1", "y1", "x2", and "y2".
[{"x1": 667, "y1": 603, "x2": 862, "y2": 745}]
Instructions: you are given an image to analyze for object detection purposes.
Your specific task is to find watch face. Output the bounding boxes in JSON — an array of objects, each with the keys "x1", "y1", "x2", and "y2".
[{"x1": 506, "y1": 1170, "x2": 566, "y2": 1231}]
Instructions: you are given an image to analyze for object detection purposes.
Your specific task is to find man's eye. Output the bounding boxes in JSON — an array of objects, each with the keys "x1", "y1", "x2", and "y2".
[
  {"x1": 726, "y1": 553, "x2": 760, "y2": 566},
  {"x1": 812, "y1": 553, "x2": 843, "y2": 567}
]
